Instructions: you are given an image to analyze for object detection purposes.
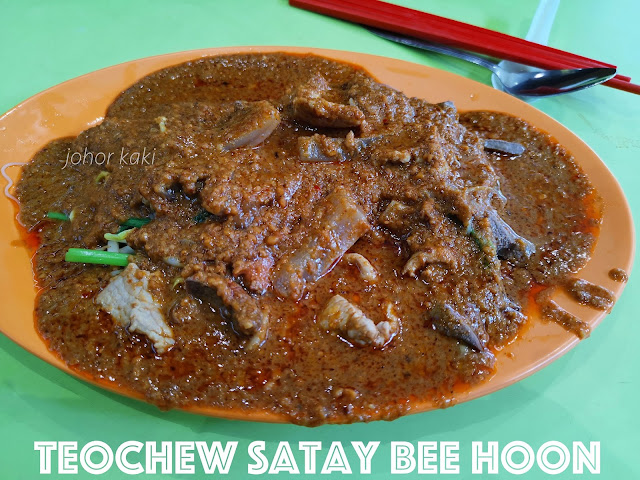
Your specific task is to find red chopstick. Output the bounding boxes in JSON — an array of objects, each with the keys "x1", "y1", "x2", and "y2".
[
  {"x1": 291, "y1": 0, "x2": 640, "y2": 94},
  {"x1": 604, "y1": 77, "x2": 640, "y2": 95}
]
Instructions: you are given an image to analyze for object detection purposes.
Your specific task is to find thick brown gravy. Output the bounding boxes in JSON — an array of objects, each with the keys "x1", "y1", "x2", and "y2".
[{"x1": 15, "y1": 53, "x2": 612, "y2": 425}]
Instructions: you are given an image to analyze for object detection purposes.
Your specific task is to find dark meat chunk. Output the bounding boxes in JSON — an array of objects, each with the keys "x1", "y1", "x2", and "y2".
[
  {"x1": 488, "y1": 210, "x2": 535, "y2": 265},
  {"x1": 273, "y1": 187, "x2": 370, "y2": 300},
  {"x1": 429, "y1": 303, "x2": 484, "y2": 351},
  {"x1": 186, "y1": 270, "x2": 268, "y2": 348},
  {"x1": 446, "y1": 184, "x2": 533, "y2": 266},
  {"x1": 215, "y1": 100, "x2": 280, "y2": 150},
  {"x1": 293, "y1": 75, "x2": 365, "y2": 129},
  {"x1": 484, "y1": 139, "x2": 525, "y2": 156}
]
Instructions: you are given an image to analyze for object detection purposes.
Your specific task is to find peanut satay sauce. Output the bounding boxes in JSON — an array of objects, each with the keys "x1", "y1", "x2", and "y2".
[{"x1": 13, "y1": 54, "x2": 614, "y2": 425}]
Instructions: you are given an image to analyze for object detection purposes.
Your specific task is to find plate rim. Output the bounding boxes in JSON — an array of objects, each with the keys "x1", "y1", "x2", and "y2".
[{"x1": 0, "y1": 45, "x2": 634, "y2": 424}]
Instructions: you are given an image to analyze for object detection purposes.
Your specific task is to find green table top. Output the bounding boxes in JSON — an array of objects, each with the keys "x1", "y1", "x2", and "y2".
[{"x1": 1, "y1": 1, "x2": 638, "y2": 479}]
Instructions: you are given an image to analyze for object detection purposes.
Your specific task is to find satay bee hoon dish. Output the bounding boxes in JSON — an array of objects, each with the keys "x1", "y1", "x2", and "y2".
[{"x1": 0, "y1": 47, "x2": 633, "y2": 426}]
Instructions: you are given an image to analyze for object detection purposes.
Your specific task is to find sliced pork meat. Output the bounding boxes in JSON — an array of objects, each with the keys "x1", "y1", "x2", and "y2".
[
  {"x1": 96, "y1": 263, "x2": 175, "y2": 354},
  {"x1": 318, "y1": 295, "x2": 397, "y2": 348},
  {"x1": 343, "y1": 253, "x2": 378, "y2": 282},
  {"x1": 402, "y1": 247, "x2": 458, "y2": 277}
]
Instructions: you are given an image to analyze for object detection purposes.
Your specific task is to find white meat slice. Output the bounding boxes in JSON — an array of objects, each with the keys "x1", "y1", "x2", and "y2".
[
  {"x1": 318, "y1": 295, "x2": 397, "y2": 348},
  {"x1": 96, "y1": 263, "x2": 174, "y2": 354}
]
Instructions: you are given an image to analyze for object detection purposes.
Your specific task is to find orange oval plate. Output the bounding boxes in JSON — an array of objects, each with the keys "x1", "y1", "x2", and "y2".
[{"x1": 0, "y1": 47, "x2": 634, "y2": 423}]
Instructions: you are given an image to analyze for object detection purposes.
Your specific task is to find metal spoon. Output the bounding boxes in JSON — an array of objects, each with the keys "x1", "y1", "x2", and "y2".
[
  {"x1": 491, "y1": 0, "x2": 560, "y2": 100},
  {"x1": 368, "y1": 27, "x2": 616, "y2": 97}
]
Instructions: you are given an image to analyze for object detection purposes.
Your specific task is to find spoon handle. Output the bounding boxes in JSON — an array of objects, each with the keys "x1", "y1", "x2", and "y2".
[{"x1": 366, "y1": 27, "x2": 498, "y2": 74}]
